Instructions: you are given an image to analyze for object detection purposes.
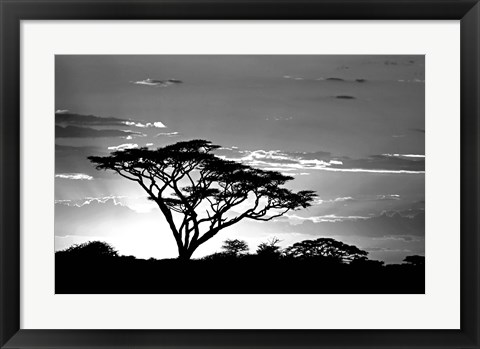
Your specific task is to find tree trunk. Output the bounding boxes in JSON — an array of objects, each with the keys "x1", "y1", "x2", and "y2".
[{"x1": 178, "y1": 247, "x2": 195, "y2": 260}]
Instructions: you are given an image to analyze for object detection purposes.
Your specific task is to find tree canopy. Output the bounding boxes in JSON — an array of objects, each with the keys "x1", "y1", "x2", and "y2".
[
  {"x1": 57, "y1": 241, "x2": 118, "y2": 259},
  {"x1": 256, "y1": 237, "x2": 282, "y2": 258},
  {"x1": 88, "y1": 140, "x2": 315, "y2": 259},
  {"x1": 403, "y1": 255, "x2": 425, "y2": 266},
  {"x1": 222, "y1": 239, "x2": 249, "y2": 256},
  {"x1": 283, "y1": 237, "x2": 368, "y2": 263}
]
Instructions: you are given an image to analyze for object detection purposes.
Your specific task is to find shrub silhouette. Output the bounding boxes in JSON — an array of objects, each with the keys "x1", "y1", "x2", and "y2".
[
  {"x1": 283, "y1": 238, "x2": 368, "y2": 263},
  {"x1": 201, "y1": 252, "x2": 232, "y2": 261},
  {"x1": 57, "y1": 241, "x2": 118, "y2": 259},
  {"x1": 350, "y1": 256, "x2": 385, "y2": 268},
  {"x1": 256, "y1": 237, "x2": 282, "y2": 258},
  {"x1": 222, "y1": 239, "x2": 249, "y2": 256},
  {"x1": 403, "y1": 255, "x2": 425, "y2": 266},
  {"x1": 88, "y1": 139, "x2": 315, "y2": 260}
]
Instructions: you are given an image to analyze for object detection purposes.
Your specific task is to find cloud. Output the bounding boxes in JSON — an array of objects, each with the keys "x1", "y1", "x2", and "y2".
[
  {"x1": 56, "y1": 125, "x2": 138, "y2": 138},
  {"x1": 56, "y1": 111, "x2": 129, "y2": 127},
  {"x1": 124, "y1": 121, "x2": 166, "y2": 128},
  {"x1": 372, "y1": 235, "x2": 424, "y2": 243},
  {"x1": 397, "y1": 79, "x2": 425, "y2": 83},
  {"x1": 319, "y1": 167, "x2": 423, "y2": 174},
  {"x1": 284, "y1": 214, "x2": 370, "y2": 224},
  {"x1": 314, "y1": 197, "x2": 356, "y2": 205},
  {"x1": 55, "y1": 173, "x2": 93, "y2": 180},
  {"x1": 286, "y1": 172, "x2": 310, "y2": 176},
  {"x1": 384, "y1": 59, "x2": 416, "y2": 66},
  {"x1": 265, "y1": 116, "x2": 294, "y2": 121},
  {"x1": 55, "y1": 111, "x2": 167, "y2": 132},
  {"x1": 337, "y1": 155, "x2": 424, "y2": 173},
  {"x1": 382, "y1": 154, "x2": 425, "y2": 158},
  {"x1": 130, "y1": 78, "x2": 183, "y2": 87},
  {"x1": 56, "y1": 196, "x2": 125, "y2": 207},
  {"x1": 283, "y1": 75, "x2": 367, "y2": 84},
  {"x1": 335, "y1": 95, "x2": 356, "y2": 100},
  {"x1": 216, "y1": 148, "x2": 425, "y2": 174},
  {"x1": 274, "y1": 210, "x2": 425, "y2": 238},
  {"x1": 359, "y1": 58, "x2": 418, "y2": 68},
  {"x1": 54, "y1": 198, "x2": 156, "y2": 238},
  {"x1": 107, "y1": 143, "x2": 138, "y2": 151},
  {"x1": 56, "y1": 196, "x2": 157, "y2": 213},
  {"x1": 364, "y1": 247, "x2": 412, "y2": 253},
  {"x1": 55, "y1": 109, "x2": 70, "y2": 114},
  {"x1": 375, "y1": 194, "x2": 401, "y2": 200},
  {"x1": 285, "y1": 151, "x2": 333, "y2": 161},
  {"x1": 313, "y1": 194, "x2": 401, "y2": 206},
  {"x1": 155, "y1": 132, "x2": 180, "y2": 137}
]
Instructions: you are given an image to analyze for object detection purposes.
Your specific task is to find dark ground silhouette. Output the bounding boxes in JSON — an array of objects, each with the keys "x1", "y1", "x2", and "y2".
[{"x1": 55, "y1": 240, "x2": 424, "y2": 294}]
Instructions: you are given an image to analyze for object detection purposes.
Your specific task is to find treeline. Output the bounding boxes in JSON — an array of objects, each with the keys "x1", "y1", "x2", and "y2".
[{"x1": 55, "y1": 238, "x2": 424, "y2": 294}]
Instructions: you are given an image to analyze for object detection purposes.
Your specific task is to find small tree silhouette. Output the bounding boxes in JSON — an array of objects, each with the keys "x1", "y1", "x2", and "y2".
[
  {"x1": 88, "y1": 140, "x2": 315, "y2": 260},
  {"x1": 57, "y1": 241, "x2": 118, "y2": 259},
  {"x1": 350, "y1": 256, "x2": 384, "y2": 268},
  {"x1": 284, "y1": 238, "x2": 368, "y2": 263},
  {"x1": 256, "y1": 237, "x2": 282, "y2": 258},
  {"x1": 222, "y1": 239, "x2": 249, "y2": 257},
  {"x1": 403, "y1": 255, "x2": 425, "y2": 266}
]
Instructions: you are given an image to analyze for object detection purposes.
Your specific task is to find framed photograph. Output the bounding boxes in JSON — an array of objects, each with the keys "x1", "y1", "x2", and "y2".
[{"x1": 1, "y1": 0, "x2": 479, "y2": 348}]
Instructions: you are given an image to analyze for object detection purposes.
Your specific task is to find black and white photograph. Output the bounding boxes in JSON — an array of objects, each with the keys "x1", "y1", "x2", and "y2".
[{"x1": 55, "y1": 55, "x2": 425, "y2": 294}]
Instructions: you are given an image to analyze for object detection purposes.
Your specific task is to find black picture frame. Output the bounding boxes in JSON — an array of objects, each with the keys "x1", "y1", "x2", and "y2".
[{"x1": 1, "y1": 0, "x2": 479, "y2": 348}]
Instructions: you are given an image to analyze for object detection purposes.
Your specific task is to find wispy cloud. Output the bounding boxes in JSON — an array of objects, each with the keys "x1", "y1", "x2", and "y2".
[
  {"x1": 382, "y1": 154, "x2": 425, "y2": 158},
  {"x1": 130, "y1": 78, "x2": 183, "y2": 87},
  {"x1": 55, "y1": 196, "x2": 126, "y2": 207},
  {"x1": 107, "y1": 143, "x2": 138, "y2": 151},
  {"x1": 56, "y1": 125, "x2": 138, "y2": 139},
  {"x1": 124, "y1": 121, "x2": 166, "y2": 128},
  {"x1": 56, "y1": 111, "x2": 130, "y2": 127},
  {"x1": 314, "y1": 197, "x2": 355, "y2": 205},
  {"x1": 265, "y1": 116, "x2": 294, "y2": 121},
  {"x1": 155, "y1": 132, "x2": 180, "y2": 137},
  {"x1": 55, "y1": 111, "x2": 168, "y2": 133},
  {"x1": 373, "y1": 235, "x2": 424, "y2": 242},
  {"x1": 273, "y1": 209, "x2": 425, "y2": 239},
  {"x1": 283, "y1": 214, "x2": 370, "y2": 224},
  {"x1": 283, "y1": 75, "x2": 367, "y2": 84},
  {"x1": 397, "y1": 78, "x2": 425, "y2": 83},
  {"x1": 217, "y1": 148, "x2": 425, "y2": 174},
  {"x1": 334, "y1": 95, "x2": 356, "y2": 100},
  {"x1": 55, "y1": 173, "x2": 93, "y2": 180},
  {"x1": 314, "y1": 194, "x2": 401, "y2": 206},
  {"x1": 55, "y1": 196, "x2": 157, "y2": 213},
  {"x1": 319, "y1": 167, "x2": 424, "y2": 174}
]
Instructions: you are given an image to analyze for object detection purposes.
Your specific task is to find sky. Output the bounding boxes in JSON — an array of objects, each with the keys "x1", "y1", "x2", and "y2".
[{"x1": 55, "y1": 55, "x2": 425, "y2": 264}]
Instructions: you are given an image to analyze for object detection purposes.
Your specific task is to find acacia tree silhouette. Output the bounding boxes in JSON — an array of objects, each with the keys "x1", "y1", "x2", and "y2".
[
  {"x1": 284, "y1": 238, "x2": 368, "y2": 263},
  {"x1": 222, "y1": 239, "x2": 249, "y2": 256},
  {"x1": 256, "y1": 237, "x2": 282, "y2": 258},
  {"x1": 88, "y1": 140, "x2": 315, "y2": 260}
]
